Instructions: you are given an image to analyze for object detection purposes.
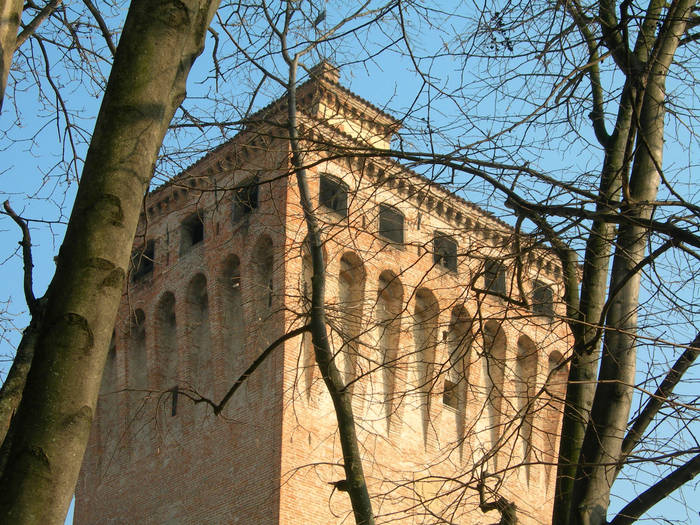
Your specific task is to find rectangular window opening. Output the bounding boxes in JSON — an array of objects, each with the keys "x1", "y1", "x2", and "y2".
[
  {"x1": 532, "y1": 280, "x2": 554, "y2": 319},
  {"x1": 443, "y1": 379, "x2": 458, "y2": 409},
  {"x1": 180, "y1": 214, "x2": 204, "y2": 253},
  {"x1": 484, "y1": 259, "x2": 506, "y2": 295},
  {"x1": 433, "y1": 235, "x2": 458, "y2": 272},
  {"x1": 131, "y1": 240, "x2": 155, "y2": 281},
  {"x1": 378, "y1": 204, "x2": 404, "y2": 244},
  {"x1": 232, "y1": 179, "x2": 259, "y2": 221},
  {"x1": 319, "y1": 174, "x2": 348, "y2": 217}
]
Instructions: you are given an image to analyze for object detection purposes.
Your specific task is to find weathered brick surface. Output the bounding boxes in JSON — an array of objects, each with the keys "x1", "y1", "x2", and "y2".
[{"x1": 76, "y1": 69, "x2": 570, "y2": 525}]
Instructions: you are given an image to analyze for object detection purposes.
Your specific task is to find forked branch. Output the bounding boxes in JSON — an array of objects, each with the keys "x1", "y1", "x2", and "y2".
[{"x1": 477, "y1": 472, "x2": 518, "y2": 525}]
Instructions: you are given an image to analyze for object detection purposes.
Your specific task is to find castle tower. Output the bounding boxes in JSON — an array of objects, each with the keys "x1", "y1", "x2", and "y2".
[{"x1": 75, "y1": 64, "x2": 571, "y2": 524}]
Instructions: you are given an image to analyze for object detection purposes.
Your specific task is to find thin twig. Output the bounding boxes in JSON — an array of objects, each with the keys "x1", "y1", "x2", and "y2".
[{"x1": 81, "y1": 0, "x2": 116, "y2": 56}]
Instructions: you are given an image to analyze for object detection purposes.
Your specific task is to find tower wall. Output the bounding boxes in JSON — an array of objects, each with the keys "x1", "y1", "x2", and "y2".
[
  {"x1": 277, "y1": 154, "x2": 570, "y2": 525},
  {"x1": 76, "y1": 71, "x2": 570, "y2": 525},
  {"x1": 75, "y1": 139, "x2": 292, "y2": 524}
]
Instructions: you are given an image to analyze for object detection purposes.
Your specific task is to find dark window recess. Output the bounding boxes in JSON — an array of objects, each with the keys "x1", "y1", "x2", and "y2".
[
  {"x1": 181, "y1": 214, "x2": 204, "y2": 253},
  {"x1": 532, "y1": 281, "x2": 554, "y2": 319},
  {"x1": 319, "y1": 175, "x2": 347, "y2": 217},
  {"x1": 232, "y1": 179, "x2": 259, "y2": 221},
  {"x1": 484, "y1": 259, "x2": 506, "y2": 295},
  {"x1": 443, "y1": 379, "x2": 458, "y2": 409},
  {"x1": 378, "y1": 205, "x2": 404, "y2": 244},
  {"x1": 434, "y1": 235, "x2": 458, "y2": 272},
  {"x1": 131, "y1": 240, "x2": 155, "y2": 281}
]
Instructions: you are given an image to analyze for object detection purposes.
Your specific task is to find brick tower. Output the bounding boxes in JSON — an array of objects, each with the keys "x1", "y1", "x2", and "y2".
[{"x1": 75, "y1": 63, "x2": 571, "y2": 524}]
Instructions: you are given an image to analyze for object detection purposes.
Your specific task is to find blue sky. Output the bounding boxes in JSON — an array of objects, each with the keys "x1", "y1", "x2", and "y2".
[{"x1": 0, "y1": 1, "x2": 698, "y2": 523}]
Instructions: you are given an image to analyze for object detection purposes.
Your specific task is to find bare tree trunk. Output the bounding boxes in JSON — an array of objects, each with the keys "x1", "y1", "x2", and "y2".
[
  {"x1": 0, "y1": 325, "x2": 37, "y2": 474},
  {"x1": 549, "y1": 11, "x2": 631, "y2": 517},
  {"x1": 570, "y1": 2, "x2": 694, "y2": 522},
  {"x1": 551, "y1": 17, "x2": 637, "y2": 515},
  {"x1": 553, "y1": 92, "x2": 632, "y2": 523},
  {"x1": 0, "y1": 0, "x2": 22, "y2": 112},
  {"x1": 0, "y1": 0, "x2": 219, "y2": 521},
  {"x1": 285, "y1": 55, "x2": 375, "y2": 525}
]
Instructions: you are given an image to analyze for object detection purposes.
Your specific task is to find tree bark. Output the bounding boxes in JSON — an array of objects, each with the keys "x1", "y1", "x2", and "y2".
[
  {"x1": 0, "y1": 0, "x2": 219, "y2": 521},
  {"x1": 553, "y1": 84, "x2": 635, "y2": 522},
  {"x1": 285, "y1": 56, "x2": 375, "y2": 525},
  {"x1": 570, "y1": 2, "x2": 695, "y2": 522},
  {"x1": 0, "y1": 0, "x2": 22, "y2": 112}
]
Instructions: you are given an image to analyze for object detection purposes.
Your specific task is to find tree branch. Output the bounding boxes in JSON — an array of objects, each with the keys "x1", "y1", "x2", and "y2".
[
  {"x1": 609, "y1": 453, "x2": 700, "y2": 525},
  {"x1": 477, "y1": 473, "x2": 518, "y2": 525},
  {"x1": 212, "y1": 324, "x2": 310, "y2": 415},
  {"x1": 14, "y1": 0, "x2": 62, "y2": 50},
  {"x1": 2, "y1": 201, "x2": 38, "y2": 316},
  {"x1": 565, "y1": 0, "x2": 611, "y2": 147},
  {"x1": 616, "y1": 332, "x2": 700, "y2": 474},
  {"x1": 284, "y1": 49, "x2": 375, "y2": 524},
  {"x1": 511, "y1": 201, "x2": 700, "y2": 251},
  {"x1": 80, "y1": 0, "x2": 116, "y2": 56},
  {"x1": 0, "y1": 325, "x2": 39, "y2": 478}
]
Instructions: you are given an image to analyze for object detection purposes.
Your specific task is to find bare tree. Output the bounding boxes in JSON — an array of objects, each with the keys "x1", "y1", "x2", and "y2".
[
  {"x1": 0, "y1": 0, "x2": 220, "y2": 521},
  {"x1": 374, "y1": 1, "x2": 700, "y2": 524},
  {"x1": 2, "y1": 0, "x2": 699, "y2": 523}
]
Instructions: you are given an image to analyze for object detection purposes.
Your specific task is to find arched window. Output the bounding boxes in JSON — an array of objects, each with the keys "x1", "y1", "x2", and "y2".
[
  {"x1": 221, "y1": 256, "x2": 244, "y2": 415},
  {"x1": 298, "y1": 238, "x2": 330, "y2": 400},
  {"x1": 377, "y1": 270, "x2": 403, "y2": 431},
  {"x1": 445, "y1": 307, "x2": 472, "y2": 405},
  {"x1": 544, "y1": 351, "x2": 567, "y2": 487},
  {"x1": 252, "y1": 235, "x2": 274, "y2": 320},
  {"x1": 483, "y1": 321, "x2": 507, "y2": 464},
  {"x1": 186, "y1": 274, "x2": 212, "y2": 421},
  {"x1": 339, "y1": 252, "x2": 365, "y2": 390},
  {"x1": 155, "y1": 293, "x2": 177, "y2": 389},
  {"x1": 128, "y1": 309, "x2": 149, "y2": 454},
  {"x1": 413, "y1": 288, "x2": 438, "y2": 443},
  {"x1": 516, "y1": 335, "x2": 538, "y2": 484},
  {"x1": 445, "y1": 306, "x2": 472, "y2": 454},
  {"x1": 128, "y1": 309, "x2": 147, "y2": 402},
  {"x1": 155, "y1": 292, "x2": 179, "y2": 425}
]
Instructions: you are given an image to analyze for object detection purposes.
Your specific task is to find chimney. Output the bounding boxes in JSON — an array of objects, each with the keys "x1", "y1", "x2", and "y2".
[{"x1": 308, "y1": 60, "x2": 340, "y2": 84}]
